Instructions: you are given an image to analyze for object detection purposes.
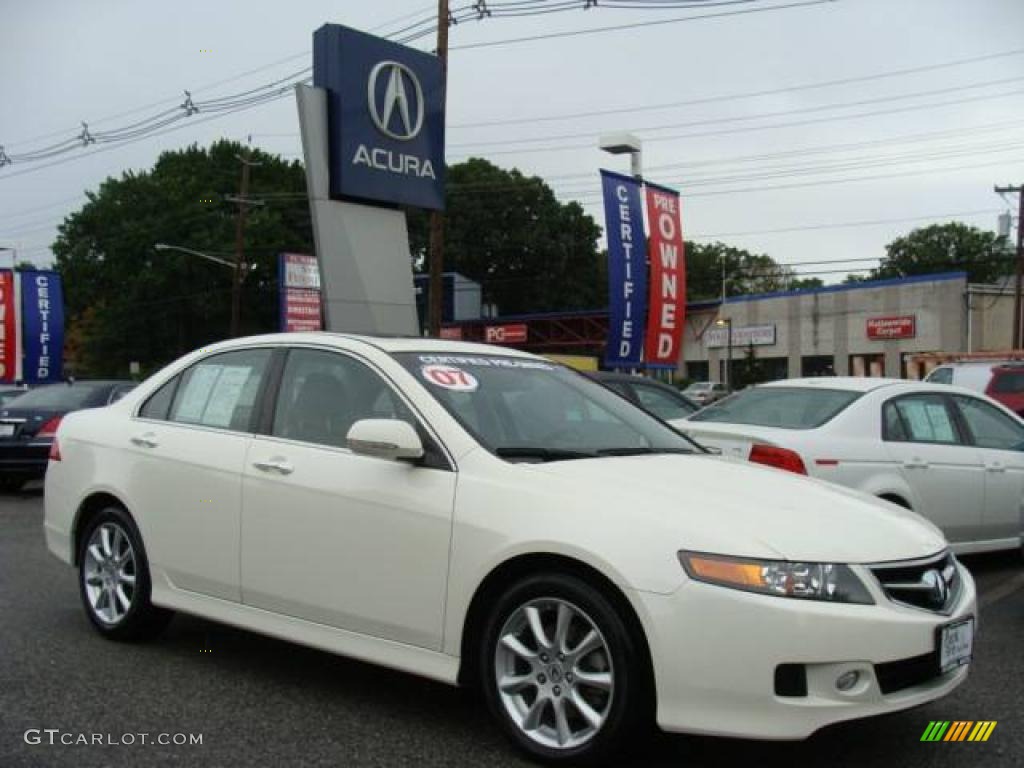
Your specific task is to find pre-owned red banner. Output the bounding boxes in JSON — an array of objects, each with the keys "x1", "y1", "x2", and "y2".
[
  {"x1": 643, "y1": 184, "x2": 686, "y2": 367},
  {"x1": 0, "y1": 271, "x2": 17, "y2": 382}
]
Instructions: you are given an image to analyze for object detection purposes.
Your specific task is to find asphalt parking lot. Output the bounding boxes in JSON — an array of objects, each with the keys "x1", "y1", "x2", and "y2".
[{"x1": 1, "y1": 486, "x2": 1021, "y2": 768}]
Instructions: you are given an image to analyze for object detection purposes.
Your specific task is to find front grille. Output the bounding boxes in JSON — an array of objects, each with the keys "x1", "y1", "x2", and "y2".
[
  {"x1": 874, "y1": 652, "x2": 941, "y2": 694},
  {"x1": 869, "y1": 551, "x2": 960, "y2": 614}
]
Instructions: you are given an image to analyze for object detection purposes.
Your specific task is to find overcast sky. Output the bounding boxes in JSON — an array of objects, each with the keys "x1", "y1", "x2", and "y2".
[{"x1": 2, "y1": 0, "x2": 1023, "y2": 284}]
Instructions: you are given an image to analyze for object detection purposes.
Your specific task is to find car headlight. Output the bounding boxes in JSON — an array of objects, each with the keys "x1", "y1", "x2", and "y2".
[{"x1": 678, "y1": 551, "x2": 874, "y2": 605}]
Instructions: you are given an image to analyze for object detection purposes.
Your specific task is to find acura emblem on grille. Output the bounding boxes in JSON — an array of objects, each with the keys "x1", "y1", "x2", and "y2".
[{"x1": 921, "y1": 569, "x2": 948, "y2": 607}]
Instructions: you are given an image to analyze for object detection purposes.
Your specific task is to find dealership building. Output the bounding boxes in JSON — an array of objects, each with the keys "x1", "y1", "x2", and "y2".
[{"x1": 444, "y1": 271, "x2": 1017, "y2": 381}]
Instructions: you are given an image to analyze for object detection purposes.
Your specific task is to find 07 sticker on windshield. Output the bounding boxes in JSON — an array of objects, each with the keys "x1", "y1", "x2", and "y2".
[{"x1": 421, "y1": 364, "x2": 479, "y2": 392}]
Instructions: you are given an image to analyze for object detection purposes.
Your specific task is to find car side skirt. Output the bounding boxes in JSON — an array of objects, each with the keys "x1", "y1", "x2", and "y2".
[{"x1": 150, "y1": 579, "x2": 461, "y2": 686}]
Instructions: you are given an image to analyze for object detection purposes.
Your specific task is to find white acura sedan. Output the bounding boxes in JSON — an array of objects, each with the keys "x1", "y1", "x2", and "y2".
[
  {"x1": 673, "y1": 377, "x2": 1024, "y2": 555},
  {"x1": 45, "y1": 335, "x2": 975, "y2": 764}
]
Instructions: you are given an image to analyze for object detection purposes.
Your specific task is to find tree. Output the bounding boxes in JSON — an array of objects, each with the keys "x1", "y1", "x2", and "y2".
[
  {"x1": 684, "y1": 241, "x2": 815, "y2": 300},
  {"x1": 407, "y1": 158, "x2": 603, "y2": 314},
  {"x1": 53, "y1": 140, "x2": 311, "y2": 376},
  {"x1": 874, "y1": 222, "x2": 1010, "y2": 284}
]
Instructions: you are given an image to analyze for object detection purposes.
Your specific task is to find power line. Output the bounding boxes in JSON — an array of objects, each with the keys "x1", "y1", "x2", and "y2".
[
  {"x1": 450, "y1": 46, "x2": 1024, "y2": 129},
  {"x1": 448, "y1": 0, "x2": 834, "y2": 50}
]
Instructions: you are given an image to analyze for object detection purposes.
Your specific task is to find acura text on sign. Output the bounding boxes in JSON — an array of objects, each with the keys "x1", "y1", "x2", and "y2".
[
  {"x1": 643, "y1": 182, "x2": 686, "y2": 367},
  {"x1": 600, "y1": 170, "x2": 647, "y2": 368},
  {"x1": 867, "y1": 315, "x2": 916, "y2": 340}
]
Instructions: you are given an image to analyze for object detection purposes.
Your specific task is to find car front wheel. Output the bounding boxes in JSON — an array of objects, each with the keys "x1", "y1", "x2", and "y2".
[
  {"x1": 480, "y1": 572, "x2": 648, "y2": 765},
  {"x1": 78, "y1": 506, "x2": 172, "y2": 641}
]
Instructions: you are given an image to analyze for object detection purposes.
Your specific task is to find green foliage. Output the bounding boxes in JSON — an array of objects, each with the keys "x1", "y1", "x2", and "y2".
[
  {"x1": 874, "y1": 222, "x2": 1010, "y2": 283},
  {"x1": 684, "y1": 241, "x2": 815, "y2": 300},
  {"x1": 407, "y1": 158, "x2": 603, "y2": 314},
  {"x1": 53, "y1": 140, "x2": 311, "y2": 376}
]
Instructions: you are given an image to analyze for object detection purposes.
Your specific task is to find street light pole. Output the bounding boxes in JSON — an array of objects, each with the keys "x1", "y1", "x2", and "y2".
[
  {"x1": 716, "y1": 317, "x2": 733, "y2": 390},
  {"x1": 427, "y1": 0, "x2": 450, "y2": 338}
]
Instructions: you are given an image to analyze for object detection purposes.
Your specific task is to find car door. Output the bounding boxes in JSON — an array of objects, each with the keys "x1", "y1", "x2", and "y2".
[
  {"x1": 881, "y1": 393, "x2": 986, "y2": 545},
  {"x1": 240, "y1": 347, "x2": 456, "y2": 651},
  {"x1": 128, "y1": 347, "x2": 273, "y2": 601},
  {"x1": 950, "y1": 394, "x2": 1024, "y2": 543}
]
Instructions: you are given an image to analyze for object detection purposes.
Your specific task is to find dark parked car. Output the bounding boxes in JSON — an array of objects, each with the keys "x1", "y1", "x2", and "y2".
[
  {"x1": 0, "y1": 386, "x2": 29, "y2": 407},
  {"x1": 0, "y1": 380, "x2": 135, "y2": 490},
  {"x1": 588, "y1": 371, "x2": 699, "y2": 421}
]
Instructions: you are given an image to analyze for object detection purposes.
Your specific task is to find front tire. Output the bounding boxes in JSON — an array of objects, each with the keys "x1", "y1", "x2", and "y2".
[
  {"x1": 78, "y1": 506, "x2": 172, "y2": 641},
  {"x1": 480, "y1": 572, "x2": 648, "y2": 765}
]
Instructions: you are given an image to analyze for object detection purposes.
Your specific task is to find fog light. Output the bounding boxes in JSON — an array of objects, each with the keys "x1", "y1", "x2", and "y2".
[{"x1": 836, "y1": 670, "x2": 860, "y2": 692}]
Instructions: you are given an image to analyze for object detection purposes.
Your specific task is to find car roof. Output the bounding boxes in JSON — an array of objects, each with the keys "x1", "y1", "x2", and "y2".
[
  {"x1": 197, "y1": 332, "x2": 540, "y2": 360},
  {"x1": 757, "y1": 377, "x2": 969, "y2": 395}
]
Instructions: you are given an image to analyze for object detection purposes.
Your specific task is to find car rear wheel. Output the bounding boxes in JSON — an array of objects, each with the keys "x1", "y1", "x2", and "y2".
[
  {"x1": 480, "y1": 573, "x2": 647, "y2": 765},
  {"x1": 78, "y1": 506, "x2": 172, "y2": 641}
]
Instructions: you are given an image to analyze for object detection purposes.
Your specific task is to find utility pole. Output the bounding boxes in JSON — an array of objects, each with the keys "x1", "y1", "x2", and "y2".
[
  {"x1": 995, "y1": 184, "x2": 1024, "y2": 348},
  {"x1": 427, "y1": 0, "x2": 449, "y2": 337},
  {"x1": 227, "y1": 153, "x2": 263, "y2": 337}
]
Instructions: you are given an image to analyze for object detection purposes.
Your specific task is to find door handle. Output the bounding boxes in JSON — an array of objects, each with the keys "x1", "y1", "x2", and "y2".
[
  {"x1": 252, "y1": 458, "x2": 294, "y2": 475},
  {"x1": 130, "y1": 433, "x2": 159, "y2": 448},
  {"x1": 903, "y1": 458, "x2": 929, "y2": 469}
]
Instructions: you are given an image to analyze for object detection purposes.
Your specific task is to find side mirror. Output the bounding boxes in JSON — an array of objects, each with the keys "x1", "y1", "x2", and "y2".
[{"x1": 347, "y1": 419, "x2": 424, "y2": 462}]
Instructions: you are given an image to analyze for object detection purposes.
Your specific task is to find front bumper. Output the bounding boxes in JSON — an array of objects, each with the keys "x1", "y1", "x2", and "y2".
[{"x1": 636, "y1": 561, "x2": 976, "y2": 740}]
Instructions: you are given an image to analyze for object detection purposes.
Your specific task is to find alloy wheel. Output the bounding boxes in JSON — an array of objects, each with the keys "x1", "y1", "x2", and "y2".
[
  {"x1": 494, "y1": 597, "x2": 615, "y2": 750},
  {"x1": 82, "y1": 522, "x2": 137, "y2": 625}
]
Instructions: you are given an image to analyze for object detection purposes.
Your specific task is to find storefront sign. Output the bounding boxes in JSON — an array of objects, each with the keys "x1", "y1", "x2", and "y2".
[
  {"x1": 706, "y1": 323, "x2": 776, "y2": 348},
  {"x1": 643, "y1": 182, "x2": 686, "y2": 368},
  {"x1": 601, "y1": 169, "x2": 647, "y2": 368},
  {"x1": 20, "y1": 271, "x2": 64, "y2": 384},
  {"x1": 485, "y1": 324, "x2": 527, "y2": 344},
  {"x1": 313, "y1": 24, "x2": 446, "y2": 210},
  {"x1": 0, "y1": 271, "x2": 18, "y2": 382},
  {"x1": 278, "y1": 253, "x2": 323, "y2": 332},
  {"x1": 867, "y1": 315, "x2": 915, "y2": 340}
]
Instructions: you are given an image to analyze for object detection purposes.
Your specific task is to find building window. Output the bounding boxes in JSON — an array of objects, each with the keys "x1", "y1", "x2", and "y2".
[{"x1": 801, "y1": 356, "x2": 834, "y2": 377}]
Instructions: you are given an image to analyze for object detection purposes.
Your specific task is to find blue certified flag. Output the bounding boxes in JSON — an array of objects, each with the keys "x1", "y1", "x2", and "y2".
[
  {"x1": 600, "y1": 170, "x2": 647, "y2": 368},
  {"x1": 20, "y1": 271, "x2": 64, "y2": 385}
]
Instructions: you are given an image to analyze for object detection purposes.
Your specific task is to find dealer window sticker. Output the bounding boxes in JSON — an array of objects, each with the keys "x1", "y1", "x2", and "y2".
[
  {"x1": 421, "y1": 364, "x2": 480, "y2": 392},
  {"x1": 416, "y1": 355, "x2": 555, "y2": 371}
]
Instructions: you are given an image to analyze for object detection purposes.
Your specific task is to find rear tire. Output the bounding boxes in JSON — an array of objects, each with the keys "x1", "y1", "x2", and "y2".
[
  {"x1": 78, "y1": 506, "x2": 172, "y2": 641},
  {"x1": 479, "y1": 572, "x2": 648, "y2": 765}
]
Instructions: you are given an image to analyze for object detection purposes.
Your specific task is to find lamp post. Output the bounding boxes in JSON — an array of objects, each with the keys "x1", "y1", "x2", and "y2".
[
  {"x1": 599, "y1": 132, "x2": 643, "y2": 180},
  {"x1": 154, "y1": 243, "x2": 256, "y2": 336},
  {"x1": 716, "y1": 317, "x2": 733, "y2": 390}
]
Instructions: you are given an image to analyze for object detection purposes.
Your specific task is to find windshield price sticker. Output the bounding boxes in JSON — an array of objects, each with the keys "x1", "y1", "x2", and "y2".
[
  {"x1": 422, "y1": 365, "x2": 479, "y2": 391},
  {"x1": 417, "y1": 355, "x2": 554, "y2": 371}
]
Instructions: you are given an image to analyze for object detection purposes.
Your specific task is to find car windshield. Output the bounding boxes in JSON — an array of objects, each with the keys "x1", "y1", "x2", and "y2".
[
  {"x1": 394, "y1": 353, "x2": 698, "y2": 461},
  {"x1": 4, "y1": 384, "x2": 109, "y2": 410},
  {"x1": 689, "y1": 386, "x2": 861, "y2": 429}
]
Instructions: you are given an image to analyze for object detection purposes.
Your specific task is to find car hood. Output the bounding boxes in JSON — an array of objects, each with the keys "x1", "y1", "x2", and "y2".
[{"x1": 522, "y1": 453, "x2": 946, "y2": 564}]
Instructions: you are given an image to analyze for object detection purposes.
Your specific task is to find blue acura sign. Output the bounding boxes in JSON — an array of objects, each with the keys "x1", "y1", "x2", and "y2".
[{"x1": 313, "y1": 24, "x2": 446, "y2": 210}]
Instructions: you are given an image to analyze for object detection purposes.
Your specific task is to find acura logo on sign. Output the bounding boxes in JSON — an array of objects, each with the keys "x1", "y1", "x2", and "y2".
[{"x1": 367, "y1": 61, "x2": 424, "y2": 141}]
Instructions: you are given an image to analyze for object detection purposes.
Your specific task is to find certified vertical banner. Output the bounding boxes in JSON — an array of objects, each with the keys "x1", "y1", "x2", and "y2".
[
  {"x1": 0, "y1": 271, "x2": 17, "y2": 383},
  {"x1": 600, "y1": 170, "x2": 647, "y2": 368},
  {"x1": 643, "y1": 182, "x2": 686, "y2": 367},
  {"x1": 278, "y1": 253, "x2": 323, "y2": 332},
  {"x1": 20, "y1": 271, "x2": 64, "y2": 384}
]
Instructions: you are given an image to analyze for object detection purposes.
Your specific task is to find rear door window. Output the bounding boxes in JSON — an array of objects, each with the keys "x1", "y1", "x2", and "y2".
[
  {"x1": 926, "y1": 367, "x2": 953, "y2": 385},
  {"x1": 883, "y1": 395, "x2": 962, "y2": 445},
  {"x1": 991, "y1": 370, "x2": 1024, "y2": 394},
  {"x1": 169, "y1": 349, "x2": 271, "y2": 431}
]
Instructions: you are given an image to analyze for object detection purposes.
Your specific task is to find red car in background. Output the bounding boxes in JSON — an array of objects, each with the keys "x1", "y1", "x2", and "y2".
[{"x1": 926, "y1": 361, "x2": 1024, "y2": 416}]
